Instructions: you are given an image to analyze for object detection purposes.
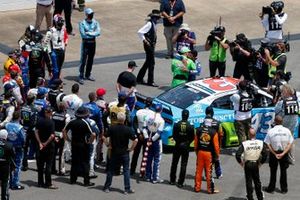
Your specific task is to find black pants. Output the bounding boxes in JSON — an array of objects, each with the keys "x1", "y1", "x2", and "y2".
[
  {"x1": 52, "y1": 138, "x2": 64, "y2": 173},
  {"x1": 0, "y1": 172, "x2": 9, "y2": 200},
  {"x1": 130, "y1": 138, "x2": 145, "y2": 175},
  {"x1": 29, "y1": 68, "x2": 45, "y2": 88},
  {"x1": 36, "y1": 147, "x2": 55, "y2": 187},
  {"x1": 233, "y1": 62, "x2": 252, "y2": 81},
  {"x1": 209, "y1": 60, "x2": 226, "y2": 77},
  {"x1": 169, "y1": 146, "x2": 189, "y2": 185},
  {"x1": 244, "y1": 161, "x2": 263, "y2": 200},
  {"x1": 71, "y1": 145, "x2": 90, "y2": 184},
  {"x1": 54, "y1": 0, "x2": 73, "y2": 33},
  {"x1": 22, "y1": 129, "x2": 36, "y2": 169},
  {"x1": 79, "y1": 41, "x2": 96, "y2": 79},
  {"x1": 268, "y1": 151, "x2": 289, "y2": 192},
  {"x1": 137, "y1": 43, "x2": 155, "y2": 84}
]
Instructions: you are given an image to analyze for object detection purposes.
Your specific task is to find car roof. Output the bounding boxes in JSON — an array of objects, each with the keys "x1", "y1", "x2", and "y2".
[{"x1": 185, "y1": 77, "x2": 240, "y2": 95}]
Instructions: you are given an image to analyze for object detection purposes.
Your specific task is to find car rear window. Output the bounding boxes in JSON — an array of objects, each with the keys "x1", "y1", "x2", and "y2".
[{"x1": 157, "y1": 85, "x2": 209, "y2": 109}]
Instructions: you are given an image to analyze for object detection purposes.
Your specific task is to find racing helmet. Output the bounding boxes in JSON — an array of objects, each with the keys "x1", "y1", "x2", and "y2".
[
  {"x1": 33, "y1": 31, "x2": 43, "y2": 43},
  {"x1": 25, "y1": 25, "x2": 35, "y2": 37},
  {"x1": 215, "y1": 26, "x2": 226, "y2": 33},
  {"x1": 271, "y1": 1, "x2": 284, "y2": 13}
]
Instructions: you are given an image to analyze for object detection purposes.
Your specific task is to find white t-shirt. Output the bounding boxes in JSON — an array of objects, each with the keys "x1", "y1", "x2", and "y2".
[
  {"x1": 136, "y1": 108, "x2": 155, "y2": 130},
  {"x1": 62, "y1": 94, "x2": 83, "y2": 117},
  {"x1": 264, "y1": 125, "x2": 294, "y2": 151}
]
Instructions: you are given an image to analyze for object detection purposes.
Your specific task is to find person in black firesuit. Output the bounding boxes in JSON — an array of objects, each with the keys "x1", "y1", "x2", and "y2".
[
  {"x1": 63, "y1": 106, "x2": 96, "y2": 186},
  {"x1": 28, "y1": 31, "x2": 52, "y2": 88},
  {"x1": 35, "y1": 106, "x2": 58, "y2": 189},
  {"x1": 169, "y1": 109, "x2": 194, "y2": 188},
  {"x1": 0, "y1": 129, "x2": 15, "y2": 200},
  {"x1": 236, "y1": 128, "x2": 267, "y2": 200},
  {"x1": 21, "y1": 94, "x2": 39, "y2": 171},
  {"x1": 203, "y1": 106, "x2": 224, "y2": 179},
  {"x1": 136, "y1": 9, "x2": 161, "y2": 87},
  {"x1": 47, "y1": 79, "x2": 64, "y2": 111}
]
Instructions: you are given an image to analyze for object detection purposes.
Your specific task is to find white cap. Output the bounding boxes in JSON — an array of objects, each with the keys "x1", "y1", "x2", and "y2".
[{"x1": 0, "y1": 129, "x2": 8, "y2": 140}]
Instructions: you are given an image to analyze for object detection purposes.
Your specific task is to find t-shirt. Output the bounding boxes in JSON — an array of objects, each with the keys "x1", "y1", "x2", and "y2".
[
  {"x1": 106, "y1": 124, "x2": 136, "y2": 155},
  {"x1": 117, "y1": 71, "x2": 137, "y2": 89},
  {"x1": 160, "y1": 0, "x2": 186, "y2": 27},
  {"x1": 264, "y1": 125, "x2": 294, "y2": 151},
  {"x1": 36, "y1": 117, "x2": 55, "y2": 148}
]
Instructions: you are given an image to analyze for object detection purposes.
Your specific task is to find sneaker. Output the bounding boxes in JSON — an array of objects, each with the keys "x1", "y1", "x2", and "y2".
[
  {"x1": 208, "y1": 189, "x2": 219, "y2": 194},
  {"x1": 103, "y1": 188, "x2": 110, "y2": 193},
  {"x1": 10, "y1": 185, "x2": 25, "y2": 190},
  {"x1": 47, "y1": 185, "x2": 58, "y2": 190},
  {"x1": 84, "y1": 182, "x2": 95, "y2": 187},
  {"x1": 152, "y1": 179, "x2": 164, "y2": 184},
  {"x1": 263, "y1": 186, "x2": 274, "y2": 194},
  {"x1": 78, "y1": 78, "x2": 84, "y2": 85},
  {"x1": 169, "y1": 181, "x2": 176, "y2": 185},
  {"x1": 216, "y1": 174, "x2": 223, "y2": 179},
  {"x1": 124, "y1": 189, "x2": 135, "y2": 195},
  {"x1": 85, "y1": 76, "x2": 95, "y2": 81},
  {"x1": 89, "y1": 173, "x2": 98, "y2": 179},
  {"x1": 177, "y1": 183, "x2": 184, "y2": 188},
  {"x1": 147, "y1": 82, "x2": 159, "y2": 87}
]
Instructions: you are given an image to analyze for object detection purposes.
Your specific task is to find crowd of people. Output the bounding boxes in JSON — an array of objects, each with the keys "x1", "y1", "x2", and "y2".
[{"x1": 0, "y1": 0, "x2": 298, "y2": 200}]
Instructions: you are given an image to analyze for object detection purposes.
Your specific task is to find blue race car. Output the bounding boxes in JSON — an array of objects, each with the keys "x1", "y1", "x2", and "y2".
[{"x1": 134, "y1": 77, "x2": 299, "y2": 148}]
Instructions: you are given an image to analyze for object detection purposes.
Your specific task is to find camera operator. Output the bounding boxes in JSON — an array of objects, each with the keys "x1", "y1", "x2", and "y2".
[
  {"x1": 230, "y1": 33, "x2": 254, "y2": 81},
  {"x1": 264, "y1": 40, "x2": 287, "y2": 86},
  {"x1": 269, "y1": 70, "x2": 290, "y2": 104},
  {"x1": 205, "y1": 26, "x2": 229, "y2": 77},
  {"x1": 260, "y1": 1, "x2": 287, "y2": 39},
  {"x1": 172, "y1": 23, "x2": 196, "y2": 53}
]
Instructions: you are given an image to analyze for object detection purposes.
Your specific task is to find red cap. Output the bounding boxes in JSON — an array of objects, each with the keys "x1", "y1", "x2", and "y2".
[
  {"x1": 96, "y1": 88, "x2": 106, "y2": 97},
  {"x1": 9, "y1": 64, "x2": 21, "y2": 73}
]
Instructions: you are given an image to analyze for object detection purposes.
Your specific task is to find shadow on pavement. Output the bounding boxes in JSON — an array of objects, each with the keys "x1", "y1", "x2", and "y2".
[
  {"x1": 20, "y1": 180, "x2": 39, "y2": 188},
  {"x1": 224, "y1": 197, "x2": 247, "y2": 200}
]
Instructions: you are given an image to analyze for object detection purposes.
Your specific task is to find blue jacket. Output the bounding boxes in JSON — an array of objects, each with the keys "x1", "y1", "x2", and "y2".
[
  {"x1": 79, "y1": 19, "x2": 101, "y2": 39},
  {"x1": 34, "y1": 98, "x2": 49, "y2": 117},
  {"x1": 5, "y1": 121, "x2": 26, "y2": 147},
  {"x1": 84, "y1": 102, "x2": 103, "y2": 132}
]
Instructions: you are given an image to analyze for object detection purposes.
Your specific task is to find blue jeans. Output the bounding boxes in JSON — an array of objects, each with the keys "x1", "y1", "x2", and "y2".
[
  {"x1": 104, "y1": 152, "x2": 131, "y2": 191},
  {"x1": 11, "y1": 147, "x2": 24, "y2": 187},
  {"x1": 146, "y1": 140, "x2": 162, "y2": 181}
]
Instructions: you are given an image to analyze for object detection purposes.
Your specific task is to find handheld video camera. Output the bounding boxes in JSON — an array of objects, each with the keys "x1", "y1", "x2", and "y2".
[{"x1": 262, "y1": 1, "x2": 284, "y2": 15}]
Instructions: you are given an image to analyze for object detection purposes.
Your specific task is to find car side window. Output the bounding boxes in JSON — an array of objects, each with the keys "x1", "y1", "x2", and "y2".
[{"x1": 211, "y1": 95, "x2": 233, "y2": 110}]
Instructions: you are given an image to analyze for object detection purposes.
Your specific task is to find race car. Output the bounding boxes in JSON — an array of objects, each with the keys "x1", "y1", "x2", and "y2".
[{"x1": 134, "y1": 77, "x2": 299, "y2": 148}]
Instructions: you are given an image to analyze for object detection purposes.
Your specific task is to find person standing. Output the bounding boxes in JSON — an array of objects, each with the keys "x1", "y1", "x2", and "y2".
[
  {"x1": 5, "y1": 111, "x2": 26, "y2": 190},
  {"x1": 54, "y1": 0, "x2": 74, "y2": 35},
  {"x1": 63, "y1": 106, "x2": 96, "y2": 186},
  {"x1": 103, "y1": 112, "x2": 137, "y2": 194},
  {"x1": 78, "y1": 8, "x2": 101, "y2": 85},
  {"x1": 35, "y1": 107, "x2": 58, "y2": 189},
  {"x1": 230, "y1": 80, "x2": 253, "y2": 144},
  {"x1": 0, "y1": 130, "x2": 15, "y2": 200},
  {"x1": 116, "y1": 61, "x2": 138, "y2": 111},
  {"x1": 35, "y1": 0, "x2": 53, "y2": 31},
  {"x1": 169, "y1": 109, "x2": 194, "y2": 188},
  {"x1": 205, "y1": 26, "x2": 229, "y2": 77},
  {"x1": 44, "y1": 14, "x2": 68, "y2": 83},
  {"x1": 260, "y1": 1, "x2": 287, "y2": 40},
  {"x1": 274, "y1": 84, "x2": 298, "y2": 164},
  {"x1": 264, "y1": 115, "x2": 294, "y2": 194},
  {"x1": 108, "y1": 92, "x2": 131, "y2": 126},
  {"x1": 136, "y1": 9, "x2": 161, "y2": 87},
  {"x1": 130, "y1": 97, "x2": 154, "y2": 176},
  {"x1": 160, "y1": 0, "x2": 186, "y2": 59},
  {"x1": 236, "y1": 128, "x2": 268, "y2": 200},
  {"x1": 62, "y1": 83, "x2": 83, "y2": 118},
  {"x1": 172, "y1": 23, "x2": 196, "y2": 52}
]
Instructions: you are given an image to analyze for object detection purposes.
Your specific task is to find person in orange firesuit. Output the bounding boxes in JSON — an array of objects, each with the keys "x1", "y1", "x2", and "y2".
[{"x1": 194, "y1": 123, "x2": 220, "y2": 194}]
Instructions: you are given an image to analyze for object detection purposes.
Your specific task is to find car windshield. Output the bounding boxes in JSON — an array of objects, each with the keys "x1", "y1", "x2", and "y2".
[{"x1": 157, "y1": 85, "x2": 209, "y2": 109}]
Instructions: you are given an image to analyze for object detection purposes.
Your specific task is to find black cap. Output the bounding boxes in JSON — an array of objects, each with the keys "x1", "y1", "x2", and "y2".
[
  {"x1": 182, "y1": 109, "x2": 189, "y2": 119},
  {"x1": 205, "y1": 106, "x2": 214, "y2": 117},
  {"x1": 128, "y1": 60, "x2": 138, "y2": 68}
]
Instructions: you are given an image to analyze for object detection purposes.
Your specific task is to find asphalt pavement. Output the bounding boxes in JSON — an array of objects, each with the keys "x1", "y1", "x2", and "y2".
[{"x1": 1, "y1": 0, "x2": 300, "y2": 199}]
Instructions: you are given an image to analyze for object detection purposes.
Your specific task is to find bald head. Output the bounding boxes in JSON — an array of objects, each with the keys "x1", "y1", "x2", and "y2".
[
  {"x1": 275, "y1": 115, "x2": 283, "y2": 125},
  {"x1": 248, "y1": 128, "x2": 256, "y2": 139}
]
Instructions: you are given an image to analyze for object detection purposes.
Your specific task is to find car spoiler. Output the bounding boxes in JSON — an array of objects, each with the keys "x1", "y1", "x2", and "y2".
[{"x1": 136, "y1": 92, "x2": 173, "y2": 116}]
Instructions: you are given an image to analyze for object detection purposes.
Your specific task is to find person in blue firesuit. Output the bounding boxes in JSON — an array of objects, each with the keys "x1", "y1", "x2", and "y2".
[
  {"x1": 203, "y1": 106, "x2": 224, "y2": 179},
  {"x1": 78, "y1": 8, "x2": 101, "y2": 85},
  {"x1": 5, "y1": 111, "x2": 26, "y2": 190},
  {"x1": 144, "y1": 103, "x2": 165, "y2": 184},
  {"x1": 21, "y1": 95, "x2": 39, "y2": 171},
  {"x1": 34, "y1": 87, "x2": 50, "y2": 117}
]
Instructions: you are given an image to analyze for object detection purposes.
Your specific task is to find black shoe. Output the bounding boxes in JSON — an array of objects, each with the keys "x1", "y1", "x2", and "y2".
[
  {"x1": 84, "y1": 182, "x2": 95, "y2": 187},
  {"x1": 78, "y1": 78, "x2": 84, "y2": 85},
  {"x1": 177, "y1": 183, "x2": 184, "y2": 188},
  {"x1": 11, "y1": 185, "x2": 25, "y2": 190},
  {"x1": 137, "y1": 80, "x2": 147, "y2": 85},
  {"x1": 124, "y1": 189, "x2": 135, "y2": 195},
  {"x1": 67, "y1": 32, "x2": 76, "y2": 36},
  {"x1": 147, "y1": 82, "x2": 159, "y2": 87},
  {"x1": 47, "y1": 185, "x2": 58, "y2": 190},
  {"x1": 263, "y1": 186, "x2": 274, "y2": 194},
  {"x1": 281, "y1": 189, "x2": 288, "y2": 194},
  {"x1": 85, "y1": 76, "x2": 95, "y2": 81},
  {"x1": 169, "y1": 181, "x2": 175, "y2": 185}
]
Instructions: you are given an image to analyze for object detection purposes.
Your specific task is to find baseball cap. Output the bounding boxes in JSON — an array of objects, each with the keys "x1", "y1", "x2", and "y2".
[
  {"x1": 128, "y1": 60, "x2": 138, "y2": 68},
  {"x1": 118, "y1": 91, "x2": 127, "y2": 98},
  {"x1": 37, "y1": 87, "x2": 48, "y2": 96},
  {"x1": 85, "y1": 8, "x2": 94, "y2": 15},
  {"x1": 96, "y1": 88, "x2": 106, "y2": 97},
  {"x1": 3, "y1": 82, "x2": 14, "y2": 93},
  {"x1": 180, "y1": 46, "x2": 191, "y2": 54},
  {"x1": 154, "y1": 103, "x2": 163, "y2": 112},
  {"x1": 0, "y1": 129, "x2": 8, "y2": 140}
]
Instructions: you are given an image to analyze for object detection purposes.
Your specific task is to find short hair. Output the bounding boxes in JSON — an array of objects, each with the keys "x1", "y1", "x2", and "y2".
[
  {"x1": 12, "y1": 111, "x2": 20, "y2": 120},
  {"x1": 71, "y1": 83, "x2": 80, "y2": 94},
  {"x1": 117, "y1": 112, "x2": 126, "y2": 123},
  {"x1": 88, "y1": 92, "x2": 96, "y2": 102}
]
